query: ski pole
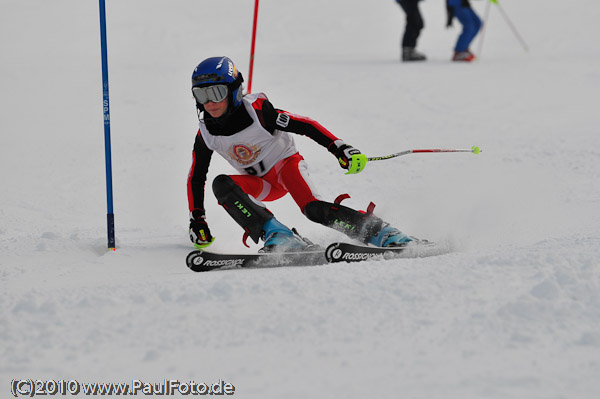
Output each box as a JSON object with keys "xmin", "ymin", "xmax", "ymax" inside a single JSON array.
[
  {"xmin": 368, "ymin": 145, "xmax": 481, "ymax": 162},
  {"xmin": 346, "ymin": 146, "xmax": 481, "ymax": 174},
  {"xmin": 476, "ymin": 0, "xmax": 493, "ymax": 58},
  {"xmin": 492, "ymin": 0, "xmax": 529, "ymax": 52}
]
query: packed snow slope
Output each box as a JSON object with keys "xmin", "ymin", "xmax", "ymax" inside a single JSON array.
[{"xmin": 2, "ymin": 1, "xmax": 600, "ymax": 398}]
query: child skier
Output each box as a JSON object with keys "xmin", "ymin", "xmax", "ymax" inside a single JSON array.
[
  {"xmin": 187, "ymin": 56, "xmax": 413, "ymax": 252},
  {"xmin": 446, "ymin": 0, "xmax": 482, "ymax": 62}
]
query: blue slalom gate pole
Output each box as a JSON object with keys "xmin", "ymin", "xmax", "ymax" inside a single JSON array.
[{"xmin": 99, "ymin": 0, "xmax": 116, "ymax": 250}]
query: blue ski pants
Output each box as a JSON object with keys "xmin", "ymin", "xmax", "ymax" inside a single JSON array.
[{"xmin": 448, "ymin": 0, "xmax": 482, "ymax": 52}]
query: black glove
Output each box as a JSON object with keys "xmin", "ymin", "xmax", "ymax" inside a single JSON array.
[
  {"xmin": 328, "ymin": 140, "xmax": 362, "ymax": 170},
  {"xmin": 189, "ymin": 209, "xmax": 214, "ymax": 248}
]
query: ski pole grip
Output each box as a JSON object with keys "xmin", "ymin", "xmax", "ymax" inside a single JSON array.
[{"xmin": 345, "ymin": 154, "xmax": 368, "ymax": 175}]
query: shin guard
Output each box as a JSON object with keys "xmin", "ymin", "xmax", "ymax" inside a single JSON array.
[{"xmin": 303, "ymin": 199, "xmax": 383, "ymax": 244}]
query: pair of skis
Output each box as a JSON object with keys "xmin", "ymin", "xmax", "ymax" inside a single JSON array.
[{"xmin": 186, "ymin": 240, "xmax": 445, "ymax": 272}]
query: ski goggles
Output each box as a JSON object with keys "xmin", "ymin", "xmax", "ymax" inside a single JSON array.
[{"xmin": 192, "ymin": 85, "xmax": 228, "ymax": 104}]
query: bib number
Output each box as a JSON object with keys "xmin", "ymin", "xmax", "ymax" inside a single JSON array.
[{"xmin": 244, "ymin": 161, "xmax": 266, "ymax": 176}]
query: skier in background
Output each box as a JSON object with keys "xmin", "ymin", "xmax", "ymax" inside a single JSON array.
[
  {"xmin": 187, "ymin": 56, "xmax": 413, "ymax": 252},
  {"xmin": 396, "ymin": 0, "xmax": 427, "ymax": 62},
  {"xmin": 446, "ymin": 0, "xmax": 482, "ymax": 62}
]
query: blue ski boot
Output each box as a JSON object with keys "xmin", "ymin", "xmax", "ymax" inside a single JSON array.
[
  {"xmin": 259, "ymin": 218, "xmax": 310, "ymax": 253},
  {"xmin": 369, "ymin": 224, "xmax": 413, "ymax": 247}
]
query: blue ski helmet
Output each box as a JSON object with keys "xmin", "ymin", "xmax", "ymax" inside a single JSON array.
[{"xmin": 191, "ymin": 56, "xmax": 244, "ymax": 110}]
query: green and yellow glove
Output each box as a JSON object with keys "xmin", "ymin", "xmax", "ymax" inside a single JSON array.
[{"xmin": 328, "ymin": 140, "xmax": 368, "ymax": 175}]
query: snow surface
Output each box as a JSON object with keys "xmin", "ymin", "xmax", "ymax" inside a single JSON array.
[{"xmin": 2, "ymin": 0, "xmax": 600, "ymax": 398}]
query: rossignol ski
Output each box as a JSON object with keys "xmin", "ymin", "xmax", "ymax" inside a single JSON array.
[
  {"xmin": 324, "ymin": 240, "xmax": 445, "ymax": 263},
  {"xmin": 186, "ymin": 248, "xmax": 327, "ymax": 272}
]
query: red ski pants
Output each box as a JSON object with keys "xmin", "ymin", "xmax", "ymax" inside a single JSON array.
[{"xmin": 229, "ymin": 153, "xmax": 320, "ymax": 213}]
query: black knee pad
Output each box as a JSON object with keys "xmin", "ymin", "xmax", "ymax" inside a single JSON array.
[
  {"xmin": 212, "ymin": 175, "xmax": 273, "ymax": 243},
  {"xmin": 212, "ymin": 174, "xmax": 236, "ymax": 201}
]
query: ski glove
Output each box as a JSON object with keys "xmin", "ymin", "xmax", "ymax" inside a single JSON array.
[
  {"xmin": 189, "ymin": 209, "xmax": 214, "ymax": 248},
  {"xmin": 328, "ymin": 140, "xmax": 368, "ymax": 175}
]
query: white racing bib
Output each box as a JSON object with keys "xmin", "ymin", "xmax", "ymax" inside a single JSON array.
[{"xmin": 199, "ymin": 94, "xmax": 297, "ymax": 176}]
